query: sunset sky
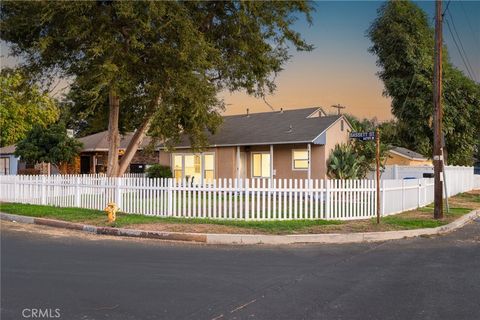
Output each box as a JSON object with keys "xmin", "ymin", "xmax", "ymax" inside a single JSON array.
[
  {"xmin": 1, "ymin": 1, "xmax": 479, "ymax": 122},
  {"xmin": 221, "ymin": 1, "xmax": 480, "ymax": 121}
]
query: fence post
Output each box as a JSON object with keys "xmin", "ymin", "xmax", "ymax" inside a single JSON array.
[
  {"xmin": 168, "ymin": 178, "xmax": 173, "ymax": 216},
  {"xmin": 402, "ymin": 179, "xmax": 405, "ymax": 212},
  {"xmin": 325, "ymin": 179, "xmax": 330, "ymax": 219},
  {"xmin": 41, "ymin": 175, "xmax": 47, "ymax": 205},
  {"xmin": 417, "ymin": 179, "xmax": 421, "ymax": 209},
  {"xmin": 13, "ymin": 176, "xmax": 18, "ymax": 203},
  {"xmin": 75, "ymin": 176, "xmax": 81, "ymax": 207},
  {"xmin": 381, "ymin": 180, "xmax": 386, "ymax": 216},
  {"xmin": 115, "ymin": 177, "xmax": 122, "ymax": 208}
]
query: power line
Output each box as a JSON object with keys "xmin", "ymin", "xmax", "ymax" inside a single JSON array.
[
  {"xmin": 445, "ymin": 13, "xmax": 478, "ymax": 82},
  {"xmin": 442, "ymin": 0, "xmax": 452, "ymax": 17},
  {"xmin": 447, "ymin": 10, "xmax": 477, "ymax": 81},
  {"xmin": 459, "ymin": 1, "xmax": 480, "ymax": 51}
]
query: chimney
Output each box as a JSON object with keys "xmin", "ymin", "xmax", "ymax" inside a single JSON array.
[{"xmin": 246, "ymin": 108, "xmax": 250, "ymax": 117}]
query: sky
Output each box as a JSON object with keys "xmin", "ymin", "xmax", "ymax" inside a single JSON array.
[
  {"xmin": 221, "ymin": 0, "xmax": 480, "ymax": 121},
  {"xmin": 1, "ymin": 1, "xmax": 479, "ymax": 122}
]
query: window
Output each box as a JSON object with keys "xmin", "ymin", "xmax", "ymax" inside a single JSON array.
[
  {"xmin": 292, "ymin": 150, "xmax": 309, "ymax": 170},
  {"xmin": 252, "ymin": 153, "xmax": 270, "ymax": 178},
  {"xmin": 173, "ymin": 155, "xmax": 183, "ymax": 181},
  {"xmin": 0, "ymin": 157, "xmax": 10, "ymax": 175},
  {"xmin": 341, "ymin": 120, "xmax": 344, "ymax": 131},
  {"xmin": 204, "ymin": 154, "xmax": 215, "ymax": 183},
  {"xmin": 172, "ymin": 153, "xmax": 215, "ymax": 184}
]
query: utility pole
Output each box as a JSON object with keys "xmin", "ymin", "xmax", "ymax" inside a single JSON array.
[
  {"xmin": 331, "ymin": 104, "xmax": 346, "ymax": 115},
  {"xmin": 433, "ymin": 0, "xmax": 443, "ymax": 219}
]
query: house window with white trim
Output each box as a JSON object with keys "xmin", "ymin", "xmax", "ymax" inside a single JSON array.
[
  {"xmin": 252, "ymin": 153, "xmax": 270, "ymax": 178},
  {"xmin": 172, "ymin": 153, "xmax": 215, "ymax": 184},
  {"xmin": 292, "ymin": 150, "xmax": 309, "ymax": 170}
]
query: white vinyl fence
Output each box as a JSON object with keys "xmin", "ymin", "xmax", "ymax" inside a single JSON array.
[{"xmin": 0, "ymin": 169, "xmax": 476, "ymax": 221}]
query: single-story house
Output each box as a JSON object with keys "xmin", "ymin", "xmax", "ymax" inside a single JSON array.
[
  {"xmin": 1, "ymin": 131, "xmax": 159, "ymax": 175},
  {"xmin": 385, "ymin": 147, "xmax": 432, "ymax": 166},
  {"xmin": 0, "ymin": 145, "xmax": 56, "ymax": 175},
  {"xmin": 77, "ymin": 131, "xmax": 158, "ymax": 174},
  {"xmin": 158, "ymin": 107, "xmax": 352, "ymax": 184}
]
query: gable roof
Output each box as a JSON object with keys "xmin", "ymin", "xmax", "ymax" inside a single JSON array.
[
  {"xmin": 389, "ymin": 146, "xmax": 428, "ymax": 161},
  {"xmin": 162, "ymin": 107, "xmax": 349, "ymax": 148},
  {"xmin": 78, "ymin": 131, "xmax": 151, "ymax": 152}
]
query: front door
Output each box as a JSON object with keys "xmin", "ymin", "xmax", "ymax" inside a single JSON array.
[{"xmin": 80, "ymin": 156, "xmax": 91, "ymax": 174}]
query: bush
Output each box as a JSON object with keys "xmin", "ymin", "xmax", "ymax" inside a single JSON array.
[{"xmin": 146, "ymin": 164, "xmax": 172, "ymax": 179}]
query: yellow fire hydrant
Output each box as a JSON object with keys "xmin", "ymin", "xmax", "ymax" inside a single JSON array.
[{"xmin": 104, "ymin": 202, "xmax": 119, "ymax": 223}]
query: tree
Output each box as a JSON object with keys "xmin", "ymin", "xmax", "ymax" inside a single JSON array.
[
  {"xmin": 14, "ymin": 124, "xmax": 83, "ymax": 174},
  {"xmin": 344, "ymin": 114, "xmax": 390, "ymax": 177},
  {"xmin": 368, "ymin": 0, "xmax": 480, "ymax": 165},
  {"xmin": 1, "ymin": 1, "xmax": 314, "ymax": 176},
  {"xmin": 0, "ymin": 69, "xmax": 59, "ymax": 147},
  {"xmin": 327, "ymin": 143, "xmax": 365, "ymax": 179}
]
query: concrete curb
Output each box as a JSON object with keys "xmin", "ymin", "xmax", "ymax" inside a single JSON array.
[{"xmin": 1, "ymin": 210, "xmax": 479, "ymax": 245}]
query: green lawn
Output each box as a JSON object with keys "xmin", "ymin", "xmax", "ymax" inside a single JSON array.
[{"xmin": 0, "ymin": 202, "xmax": 343, "ymax": 232}]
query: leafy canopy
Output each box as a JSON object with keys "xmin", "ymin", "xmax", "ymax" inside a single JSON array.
[
  {"xmin": 0, "ymin": 69, "xmax": 59, "ymax": 147},
  {"xmin": 1, "ymin": 0, "xmax": 314, "ymax": 148},
  {"xmin": 14, "ymin": 124, "xmax": 83, "ymax": 168},
  {"xmin": 368, "ymin": 0, "xmax": 480, "ymax": 165}
]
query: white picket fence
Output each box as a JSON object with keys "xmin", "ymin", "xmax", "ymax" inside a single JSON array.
[{"xmin": 0, "ymin": 172, "xmax": 476, "ymax": 221}]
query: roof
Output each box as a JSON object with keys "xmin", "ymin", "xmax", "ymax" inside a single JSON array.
[
  {"xmin": 162, "ymin": 107, "xmax": 348, "ymax": 148},
  {"xmin": 389, "ymin": 146, "xmax": 428, "ymax": 161},
  {"xmin": 0, "ymin": 145, "xmax": 16, "ymax": 155},
  {"xmin": 78, "ymin": 131, "xmax": 151, "ymax": 152}
]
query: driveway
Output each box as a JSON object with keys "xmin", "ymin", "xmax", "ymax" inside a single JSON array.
[{"xmin": 1, "ymin": 219, "xmax": 479, "ymax": 320}]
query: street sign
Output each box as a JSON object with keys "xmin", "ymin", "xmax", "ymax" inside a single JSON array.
[{"xmin": 349, "ymin": 131, "xmax": 376, "ymax": 141}]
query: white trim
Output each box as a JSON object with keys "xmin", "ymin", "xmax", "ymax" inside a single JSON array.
[
  {"xmin": 291, "ymin": 149, "xmax": 309, "ymax": 171},
  {"xmin": 311, "ymin": 115, "xmax": 353, "ymax": 145}
]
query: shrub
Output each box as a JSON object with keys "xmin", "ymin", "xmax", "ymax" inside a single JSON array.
[
  {"xmin": 327, "ymin": 143, "xmax": 365, "ymax": 179},
  {"xmin": 146, "ymin": 164, "xmax": 172, "ymax": 179}
]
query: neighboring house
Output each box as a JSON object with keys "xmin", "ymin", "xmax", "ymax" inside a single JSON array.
[
  {"xmin": 385, "ymin": 147, "xmax": 432, "ymax": 166},
  {"xmin": 158, "ymin": 107, "xmax": 352, "ymax": 184},
  {"xmin": 1, "ymin": 131, "xmax": 158, "ymax": 175},
  {"xmin": 0, "ymin": 145, "xmax": 19, "ymax": 175},
  {"xmin": 78, "ymin": 131, "xmax": 158, "ymax": 174}
]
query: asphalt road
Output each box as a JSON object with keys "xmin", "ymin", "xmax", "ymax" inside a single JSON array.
[{"xmin": 1, "ymin": 219, "xmax": 480, "ymax": 320}]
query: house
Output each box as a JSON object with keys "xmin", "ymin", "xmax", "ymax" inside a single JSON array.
[
  {"xmin": 77, "ymin": 131, "xmax": 158, "ymax": 174},
  {"xmin": 0, "ymin": 145, "xmax": 19, "ymax": 175},
  {"xmin": 385, "ymin": 147, "xmax": 432, "ymax": 166},
  {"xmin": 158, "ymin": 107, "xmax": 352, "ymax": 184},
  {"xmin": 0, "ymin": 131, "xmax": 159, "ymax": 175}
]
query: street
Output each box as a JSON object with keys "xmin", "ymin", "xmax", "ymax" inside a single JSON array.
[{"xmin": 1, "ymin": 220, "xmax": 480, "ymax": 320}]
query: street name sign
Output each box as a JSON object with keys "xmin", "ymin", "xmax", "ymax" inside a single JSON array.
[{"xmin": 349, "ymin": 131, "xmax": 376, "ymax": 141}]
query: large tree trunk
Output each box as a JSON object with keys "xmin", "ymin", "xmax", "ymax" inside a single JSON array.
[
  {"xmin": 117, "ymin": 94, "xmax": 162, "ymax": 176},
  {"xmin": 106, "ymin": 89, "xmax": 120, "ymax": 177},
  {"xmin": 117, "ymin": 116, "xmax": 153, "ymax": 176}
]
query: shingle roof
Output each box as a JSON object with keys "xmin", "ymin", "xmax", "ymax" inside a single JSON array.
[
  {"xmin": 390, "ymin": 146, "xmax": 428, "ymax": 160},
  {"xmin": 78, "ymin": 131, "xmax": 151, "ymax": 151},
  {"xmin": 0, "ymin": 145, "xmax": 16, "ymax": 155},
  {"xmin": 162, "ymin": 107, "xmax": 345, "ymax": 148}
]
